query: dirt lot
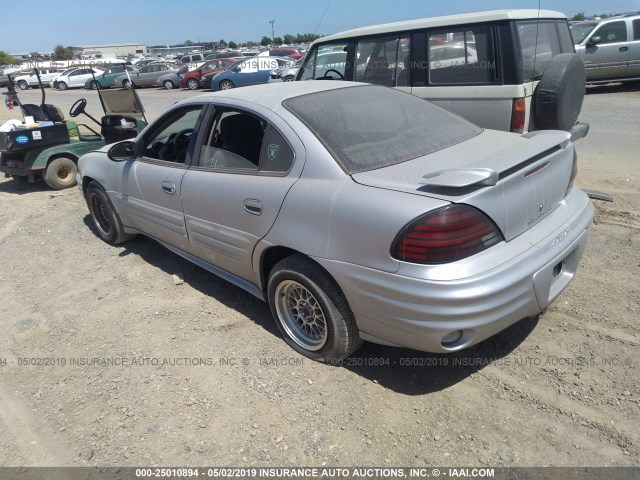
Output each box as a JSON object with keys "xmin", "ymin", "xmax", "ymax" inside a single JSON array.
[{"xmin": 0, "ymin": 84, "xmax": 638, "ymax": 468}]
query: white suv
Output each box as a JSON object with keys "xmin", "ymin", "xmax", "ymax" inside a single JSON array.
[
  {"xmin": 298, "ymin": 9, "xmax": 589, "ymax": 140},
  {"xmin": 12, "ymin": 69, "xmax": 66, "ymax": 89}
]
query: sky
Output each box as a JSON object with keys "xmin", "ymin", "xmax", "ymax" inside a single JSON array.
[{"xmin": 2, "ymin": 0, "xmax": 639, "ymax": 53}]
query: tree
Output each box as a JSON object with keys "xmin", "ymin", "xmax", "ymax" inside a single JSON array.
[
  {"xmin": 260, "ymin": 36, "xmax": 271, "ymax": 47},
  {"xmin": 274, "ymin": 37, "xmax": 283, "ymax": 46},
  {"xmin": 571, "ymin": 12, "xmax": 585, "ymax": 21},
  {"xmin": 184, "ymin": 40, "xmax": 194, "ymax": 46},
  {"xmin": 228, "ymin": 41, "xmax": 238, "ymax": 49},
  {"xmin": 0, "ymin": 51, "xmax": 19, "ymax": 65},
  {"xmin": 218, "ymin": 39, "xmax": 227, "ymax": 49},
  {"xmin": 283, "ymin": 34, "xmax": 294, "ymax": 44},
  {"xmin": 53, "ymin": 44, "xmax": 72, "ymax": 60}
]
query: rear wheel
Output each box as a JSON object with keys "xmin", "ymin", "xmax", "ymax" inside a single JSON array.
[
  {"xmin": 43, "ymin": 157, "xmax": 77, "ymax": 190},
  {"xmin": 163, "ymin": 79, "xmax": 175, "ymax": 89},
  {"xmin": 57, "ymin": 81, "xmax": 68, "ymax": 91},
  {"xmin": 90, "ymin": 80, "xmax": 101, "ymax": 89},
  {"xmin": 283, "ymin": 76, "xmax": 295, "ymax": 82},
  {"xmin": 186, "ymin": 78, "xmax": 199, "ymax": 90},
  {"xmin": 85, "ymin": 181, "xmax": 134, "ymax": 245},
  {"xmin": 219, "ymin": 80, "xmax": 234, "ymax": 90},
  {"xmin": 123, "ymin": 79, "xmax": 132, "ymax": 89},
  {"xmin": 267, "ymin": 254, "xmax": 361, "ymax": 362},
  {"xmin": 17, "ymin": 80, "xmax": 29, "ymax": 90}
]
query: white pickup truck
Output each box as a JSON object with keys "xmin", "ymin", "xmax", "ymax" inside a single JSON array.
[{"xmin": 12, "ymin": 69, "xmax": 66, "ymax": 89}]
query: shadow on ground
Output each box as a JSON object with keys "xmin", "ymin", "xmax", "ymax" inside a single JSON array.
[{"xmin": 83, "ymin": 216, "xmax": 538, "ymax": 395}]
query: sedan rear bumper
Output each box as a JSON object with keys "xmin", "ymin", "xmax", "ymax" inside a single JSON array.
[{"xmin": 315, "ymin": 189, "xmax": 594, "ymax": 353}]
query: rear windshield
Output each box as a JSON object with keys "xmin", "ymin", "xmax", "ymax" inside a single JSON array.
[
  {"xmin": 517, "ymin": 20, "xmax": 575, "ymax": 81},
  {"xmin": 283, "ymin": 85, "xmax": 481, "ymax": 174}
]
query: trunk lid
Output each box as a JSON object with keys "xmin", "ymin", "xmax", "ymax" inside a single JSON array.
[{"xmin": 352, "ymin": 129, "xmax": 574, "ymax": 241}]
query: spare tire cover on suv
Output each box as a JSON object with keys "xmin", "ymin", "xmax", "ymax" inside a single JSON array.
[{"xmin": 534, "ymin": 53, "xmax": 586, "ymax": 131}]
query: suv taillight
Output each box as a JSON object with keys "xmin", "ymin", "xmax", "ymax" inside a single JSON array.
[
  {"xmin": 566, "ymin": 147, "xmax": 578, "ymax": 195},
  {"xmin": 391, "ymin": 205, "xmax": 503, "ymax": 265},
  {"xmin": 511, "ymin": 98, "xmax": 526, "ymax": 133}
]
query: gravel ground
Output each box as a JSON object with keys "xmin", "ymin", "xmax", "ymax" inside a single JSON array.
[{"xmin": 0, "ymin": 83, "xmax": 638, "ymax": 467}]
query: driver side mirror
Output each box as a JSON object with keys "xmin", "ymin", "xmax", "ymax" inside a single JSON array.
[
  {"xmin": 233, "ymin": 67, "xmax": 241, "ymax": 73},
  {"xmin": 108, "ymin": 141, "xmax": 136, "ymax": 162},
  {"xmin": 587, "ymin": 36, "xmax": 601, "ymax": 46}
]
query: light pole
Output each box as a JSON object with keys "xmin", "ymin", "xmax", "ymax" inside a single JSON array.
[{"xmin": 269, "ymin": 19, "xmax": 275, "ymax": 46}]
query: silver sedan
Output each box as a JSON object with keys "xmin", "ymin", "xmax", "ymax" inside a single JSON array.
[{"xmin": 76, "ymin": 82, "xmax": 594, "ymax": 362}]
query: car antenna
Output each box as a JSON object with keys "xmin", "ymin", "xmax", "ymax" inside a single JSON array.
[
  {"xmin": 90, "ymin": 70, "xmax": 108, "ymax": 116},
  {"xmin": 531, "ymin": 0, "xmax": 542, "ymax": 89}
]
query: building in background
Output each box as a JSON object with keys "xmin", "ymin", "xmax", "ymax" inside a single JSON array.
[{"xmin": 68, "ymin": 43, "xmax": 147, "ymax": 59}]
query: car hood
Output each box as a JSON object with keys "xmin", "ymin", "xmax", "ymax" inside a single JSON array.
[{"xmin": 352, "ymin": 129, "xmax": 575, "ymax": 242}]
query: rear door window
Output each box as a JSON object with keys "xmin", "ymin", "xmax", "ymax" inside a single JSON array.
[
  {"xmin": 355, "ymin": 35, "xmax": 410, "ymax": 87},
  {"xmin": 428, "ymin": 25, "xmax": 496, "ymax": 84},
  {"xmin": 634, "ymin": 19, "xmax": 640, "ymax": 40}
]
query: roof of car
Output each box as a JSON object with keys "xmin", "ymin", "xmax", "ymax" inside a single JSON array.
[
  {"xmin": 316, "ymin": 9, "xmax": 567, "ymax": 42},
  {"xmin": 187, "ymin": 81, "xmax": 362, "ymax": 110}
]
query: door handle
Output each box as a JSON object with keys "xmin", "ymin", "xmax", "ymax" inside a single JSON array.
[
  {"xmin": 619, "ymin": 46, "xmax": 629, "ymax": 52},
  {"xmin": 161, "ymin": 181, "xmax": 176, "ymax": 195},
  {"xmin": 243, "ymin": 199, "xmax": 263, "ymax": 215}
]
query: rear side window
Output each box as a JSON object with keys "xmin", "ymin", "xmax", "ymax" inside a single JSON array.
[
  {"xmin": 428, "ymin": 25, "xmax": 496, "ymax": 84},
  {"xmin": 517, "ymin": 20, "xmax": 569, "ymax": 80},
  {"xmin": 634, "ymin": 19, "xmax": 640, "ymax": 40},
  {"xmin": 283, "ymin": 85, "xmax": 481, "ymax": 174}
]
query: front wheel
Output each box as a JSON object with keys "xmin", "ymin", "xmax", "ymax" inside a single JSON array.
[
  {"xmin": 85, "ymin": 181, "xmax": 135, "ymax": 245},
  {"xmin": 90, "ymin": 80, "xmax": 101, "ymax": 90},
  {"xmin": 186, "ymin": 78, "xmax": 199, "ymax": 90},
  {"xmin": 57, "ymin": 81, "xmax": 68, "ymax": 91},
  {"xmin": 17, "ymin": 80, "xmax": 29, "ymax": 90},
  {"xmin": 267, "ymin": 255, "xmax": 361, "ymax": 362},
  {"xmin": 163, "ymin": 80, "xmax": 175, "ymax": 89},
  {"xmin": 43, "ymin": 157, "xmax": 77, "ymax": 190},
  {"xmin": 283, "ymin": 76, "xmax": 295, "ymax": 82},
  {"xmin": 123, "ymin": 79, "xmax": 132, "ymax": 89},
  {"xmin": 219, "ymin": 80, "xmax": 234, "ymax": 90}
]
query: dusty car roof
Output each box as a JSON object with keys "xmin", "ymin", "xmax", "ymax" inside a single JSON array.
[{"xmin": 187, "ymin": 81, "xmax": 363, "ymax": 110}]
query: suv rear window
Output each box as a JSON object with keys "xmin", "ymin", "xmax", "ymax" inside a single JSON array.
[
  {"xmin": 283, "ymin": 85, "xmax": 481, "ymax": 174},
  {"xmin": 517, "ymin": 20, "xmax": 574, "ymax": 81}
]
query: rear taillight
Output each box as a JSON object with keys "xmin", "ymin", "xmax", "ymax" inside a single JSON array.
[
  {"xmin": 511, "ymin": 98, "xmax": 526, "ymax": 133},
  {"xmin": 391, "ymin": 205, "xmax": 503, "ymax": 265}
]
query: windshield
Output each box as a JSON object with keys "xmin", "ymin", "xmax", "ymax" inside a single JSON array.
[
  {"xmin": 570, "ymin": 22, "xmax": 598, "ymax": 44},
  {"xmin": 283, "ymin": 85, "xmax": 481, "ymax": 174}
]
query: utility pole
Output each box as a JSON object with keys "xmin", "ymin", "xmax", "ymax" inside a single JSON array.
[{"xmin": 269, "ymin": 19, "xmax": 275, "ymax": 46}]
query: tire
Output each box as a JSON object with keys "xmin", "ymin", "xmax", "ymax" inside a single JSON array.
[
  {"xmin": 163, "ymin": 80, "xmax": 175, "ymax": 89},
  {"xmin": 186, "ymin": 78, "xmax": 199, "ymax": 90},
  {"xmin": 17, "ymin": 80, "xmax": 29, "ymax": 90},
  {"xmin": 219, "ymin": 80, "xmax": 234, "ymax": 90},
  {"xmin": 283, "ymin": 76, "xmax": 295, "ymax": 82},
  {"xmin": 267, "ymin": 254, "xmax": 361, "ymax": 362},
  {"xmin": 90, "ymin": 80, "xmax": 100, "ymax": 90},
  {"xmin": 43, "ymin": 157, "xmax": 77, "ymax": 190},
  {"xmin": 123, "ymin": 79, "xmax": 132, "ymax": 89},
  {"xmin": 534, "ymin": 53, "xmax": 586, "ymax": 131},
  {"xmin": 85, "ymin": 181, "xmax": 134, "ymax": 245},
  {"xmin": 57, "ymin": 81, "xmax": 68, "ymax": 91}
]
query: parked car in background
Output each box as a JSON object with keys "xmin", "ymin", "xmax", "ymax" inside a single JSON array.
[
  {"xmin": 0, "ymin": 70, "xmax": 9, "ymax": 88},
  {"xmin": 269, "ymin": 59, "xmax": 302, "ymax": 82},
  {"xmin": 114, "ymin": 63, "xmax": 178, "ymax": 89},
  {"xmin": 76, "ymin": 82, "xmax": 593, "ymax": 362},
  {"xmin": 84, "ymin": 65, "xmax": 138, "ymax": 89},
  {"xmin": 52, "ymin": 67, "xmax": 106, "ymax": 90},
  {"xmin": 210, "ymin": 57, "xmax": 293, "ymax": 90},
  {"xmin": 157, "ymin": 65, "xmax": 189, "ymax": 89},
  {"xmin": 258, "ymin": 48, "xmax": 305, "ymax": 59},
  {"xmin": 180, "ymin": 58, "xmax": 237, "ymax": 89},
  {"xmin": 12, "ymin": 69, "xmax": 66, "ymax": 89},
  {"xmin": 180, "ymin": 53, "xmax": 205, "ymax": 64},
  {"xmin": 571, "ymin": 13, "xmax": 640, "ymax": 83},
  {"xmin": 297, "ymin": 9, "xmax": 589, "ymax": 140}
]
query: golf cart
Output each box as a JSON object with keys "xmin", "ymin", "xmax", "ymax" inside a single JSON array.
[{"xmin": 0, "ymin": 69, "xmax": 146, "ymax": 189}]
